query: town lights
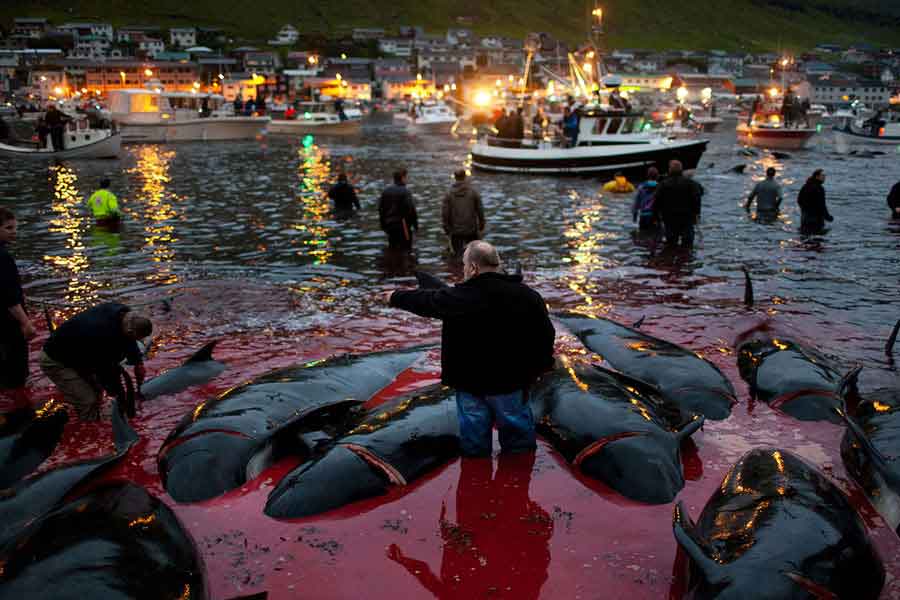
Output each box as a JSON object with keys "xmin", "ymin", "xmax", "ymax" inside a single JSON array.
[
  {"xmin": 218, "ymin": 73, "xmax": 224, "ymax": 80},
  {"xmin": 193, "ymin": 81, "xmax": 201, "ymax": 89},
  {"xmin": 583, "ymin": 63, "xmax": 593, "ymax": 73},
  {"xmin": 53, "ymin": 86, "xmax": 64, "ymax": 95},
  {"xmin": 592, "ymin": 7, "xmax": 603, "ymax": 20},
  {"xmin": 474, "ymin": 90, "xmax": 491, "ymax": 107},
  {"xmin": 307, "ymin": 55, "xmax": 318, "ymax": 65},
  {"xmin": 769, "ymin": 87, "xmax": 779, "ymax": 98},
  {"xmin": 144, "ymin": 68, "xmax": 153, "ymax": 77},
  {"xmin": 676, "ymin": 86, "xmax": 688, "ymax": 103}
]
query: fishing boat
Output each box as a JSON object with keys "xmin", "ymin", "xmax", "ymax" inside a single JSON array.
[
  {"xmin": 737, "ymin": 118, "xmax": 817, "ymax": 150},
  {"xmin": 470, "ymin": 106, "xmax": 708, "ymax": 176},
  {"xmin": 0, "ymin": 119, "xmax": 121, "ymax": 159},
  {"xmin": 109, "ymin": 89, "xmax": 270, "ymax": 143},
  {"xmin": 396, "ymin": 101, "xmax": 458, "ymax": 134},
  {"xmin": 267, "ymin": 102, "xmax": 362, "ymax": 135},
  {"xmin": 834, "ymin": 110, "xmax": 900, "ymax": 145}
]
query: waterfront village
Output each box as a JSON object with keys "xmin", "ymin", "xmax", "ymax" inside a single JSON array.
[{"xmin": 2, "ymin": 16, "xmax": 899, "ymax": 114}]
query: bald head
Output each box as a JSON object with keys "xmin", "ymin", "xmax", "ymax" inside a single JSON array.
[{"xmin": 463, "ymin": 240, "xmax": 500, "ymax": 280}]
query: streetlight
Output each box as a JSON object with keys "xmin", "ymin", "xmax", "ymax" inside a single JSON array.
[
  {"xmin": 120, "ymin": 71, "xmax": 126, "ymax": 86},
  {"xmin": 144, "ymin": 68, "xmax": 153, "ymax": 77}
]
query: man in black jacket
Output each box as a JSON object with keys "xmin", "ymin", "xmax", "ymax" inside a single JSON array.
[
  {"xmin": 378, "ymin": 168, "xmax": 418, "ymax": 250},
  {"xmin": 40, "ymin": 303, "xmax": 151, "ymax": 421},
  {"xmin": 327, "ymin": 173, "xmax": 361, "ymax": 213},
  {"xmin": 385, "ymin": 241, "xmax": 555, "ymax": 456},
  {"xmin": 652, "ymin": 160, "xmax": 701, "ymax": 247},
  {"xmin": 0, "ymin": 208, "xmax": 36, "ymax": 389}
]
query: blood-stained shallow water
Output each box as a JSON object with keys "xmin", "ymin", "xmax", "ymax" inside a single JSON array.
[{"xmin": 1, "ymin": 125, "xmax": 899, "ymax": 599}]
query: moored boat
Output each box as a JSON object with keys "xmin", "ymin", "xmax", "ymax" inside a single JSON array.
[
  {"xmin": 109, "ymin": 89, "xmax": 269, "ymax": 143},
  {"xmin": 834, "ymin": 110, "xmax": 900, "ymax": 145},
  {"xmin": 0, "ymin": 120, "xmax": 121, "ymax": 160},
  {"xmin": 471, "ymin": 106, "xmax": 708, "ymax": 176},
  {"xmin": 396, "ymin": 101, "xmax": 458, "ymax": 134},
  {"xmin": 267, "ymin": 102, "xmax": 362, "ymax": 135}
]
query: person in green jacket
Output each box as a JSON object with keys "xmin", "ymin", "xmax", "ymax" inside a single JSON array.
[{"xmin": 87, "ymin": 178, "xmax": 120, "ymax": 224}]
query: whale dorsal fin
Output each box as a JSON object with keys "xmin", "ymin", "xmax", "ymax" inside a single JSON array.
[
  {"xmin": 187, "ymin": 341, "xmax": 218, "ymax": 364},
  {"xmin": 742, "ymin": 266, "xmax": 754, "ymax": 307},
  {"xmin": 886, "ymin": 319, "xmax": 900, "ymax": 357}
]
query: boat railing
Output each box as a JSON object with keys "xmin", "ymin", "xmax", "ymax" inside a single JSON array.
[{"xmin": 485, "ymin": 135, "xmax": 568, "ymax": 149}]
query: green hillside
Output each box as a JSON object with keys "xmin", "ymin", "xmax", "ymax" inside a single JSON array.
[{"xmin": 3, "ymin": 0, "xmax": 900, "ymax": 51}]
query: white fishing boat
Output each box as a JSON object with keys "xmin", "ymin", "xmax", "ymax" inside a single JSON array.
[
  {"xmin": 267, "ymin": 102, "xmax": 362, "ymax": 135},
  {"xmin": 396, "ymin": 101, "xmax": 458, "ymax": 134},
  {"xmin": 737, "ymin": 119, "xmax": 817, "ymax": 150},
  {"xmin": 834, "ymin": 109, "xmax": 900, "ymax": 145},
  {"xmin": 470, "ymin": 106, "xmax": 708, "ymax": 176},
  {"xmin": 0, "ymin": 119, "xmax": 121, "ymax": 159},
  {"xmin": 109, "ymin": 89, "xmax": 270, "ymax": 143}
]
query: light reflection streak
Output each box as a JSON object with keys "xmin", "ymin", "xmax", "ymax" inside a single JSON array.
[
  {"xmin": 127, "ymin": 146, "xmax": 180, "ymax": 284},
  {"xmin": 293, "ymin": 141, "xmax": 333, "ymax": 265},
  {"xmin": 44, "ymin": 165, "xmax": 102, "ymax": 305},
  {"xmin": 562, "ymin": 191, "xmax": 611, "ymax": 313}
]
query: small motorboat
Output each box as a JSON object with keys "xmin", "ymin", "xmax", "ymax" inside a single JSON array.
[
  {"xmin": 834, "ymin": 109, "xmax": 900, "ymax": 146},
  {"xmin": 396, "ymin": 101, "xmax": 458, "ymax": 134},
  {"xmin": 0, "ymin": 119, "xmax": 121, "ymax": 159},
  {"xmin": 267, "ymin": 102, "xmax": 361, "ymax": 135},
  {"xmin": 737, "ymin": 114, "xmax": 816, "ymax": 150}
]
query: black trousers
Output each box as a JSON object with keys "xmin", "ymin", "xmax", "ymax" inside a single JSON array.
[
  {"xmin": 663, "ymin": 222, "xmax": 695, "ymax": 247},
  {"xmin": 0, "ymin": 327, "xmax": 28, "ymax": 389},
  {"xmin": 386, "ymin": 226, "xmax": 413, "ymax": 250},
  {"xmin": 50, "ymin": 126, "xmax": 64, "ymax": 151},
  {"xmin": 449, "ymin": 233, "xmax": 479, "ymax": 256}
]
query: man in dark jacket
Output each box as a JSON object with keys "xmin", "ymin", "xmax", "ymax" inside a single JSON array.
[
  {"xmin": 327, "ymin": 173, "xmax": 361, "ymax": 213},
  {"xmin": 798, "ymin": 169, "xmax": 833, "ymax": 235},
  {"xmin": 40, "ymin": 303, "xmax": 151, "ymax": 421},
  {"xmin": 652, "ymin": 160, "xmax": 701, "ymax": 247},
  {"xmin": 888, "ymin": 181, "xmax": 900, "ymax": 219},
  {"xmin": 44, "ymin": 104, "xmax": 68, "ymax": 151},
  {"xmin": 385, "ymin": 241, "xmax": 555, "ymax": 456},
  {"xmin": 442, "ymin": 170, "xmax": 485, "ymax": 255},
  {"xmin": 378, "ymin": 168, "xmax": 418, "ymax": 250},
  {"xmin": 0, "ymin": 208, "xmax": 36, "ymax": 389}
]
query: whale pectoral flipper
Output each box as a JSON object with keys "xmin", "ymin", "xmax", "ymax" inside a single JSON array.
[
  {"xmin": 675, "ymin": 416, "xmax": 704, "ymax": 442},
  {"xmin": 673, "ymin": 501, "xmax": 730, "ymax": 586}
]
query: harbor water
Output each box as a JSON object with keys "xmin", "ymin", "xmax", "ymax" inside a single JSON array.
[{"xmin": 2, "ymin": 126, "xmax": 900, "ymax": 599}]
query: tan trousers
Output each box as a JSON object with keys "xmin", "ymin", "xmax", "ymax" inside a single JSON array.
[{"xmin": 39, "ymin": 351, "xmax": 102, "ymax": 421}]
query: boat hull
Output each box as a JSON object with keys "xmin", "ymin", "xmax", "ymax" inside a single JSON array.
[
  {"xmin": 834, "ymin": 129, "xmax": 900, "ymax": 146},
  {"xmin": 0, "ymin": 133, "xmax": 122, "ymax": 160},
  {"xmin": 407, "ymin": 120, "xmax": 457, "ymax": 134},
  {"xmin": 267, "ymin": 119, "xmax": 361, "ymax": 136},
  {"xmin": 118, "ymin": 117, "xmax": 269, "ymax": 143},
  {"xmin": 470, "ymin": 139, "xmax": 709, "ymax": 177},
  {"xmin": 737, "ymin": 125, "xmax": 816, "ymax": 150}
]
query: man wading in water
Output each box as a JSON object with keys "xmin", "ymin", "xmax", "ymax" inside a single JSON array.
[{"xmin": 384, "ymin": 240, "xmax": 555, "ymax": 456}]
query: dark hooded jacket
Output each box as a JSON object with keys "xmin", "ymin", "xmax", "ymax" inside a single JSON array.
[
  {"xmin": 442, "ymin": 181, "xmax": 485, "ymax": 236},
  {"xmin": 888, "ymin": 181, "xmax": 900, "ymax": 216},
  {"xmin": 327, "ymin": 181, "xmax": 360, "ymax": 212},
  {"xmin": 390, "ymin": 272, "xmax": 555, "ymax": 395}
]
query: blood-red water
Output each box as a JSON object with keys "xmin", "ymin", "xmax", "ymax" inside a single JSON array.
[{"xmin": 5, "ymin": 283, "xmax": 900, "ymax": 600}]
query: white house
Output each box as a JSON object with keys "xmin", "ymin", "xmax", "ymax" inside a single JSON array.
[
  {"xmin": 138, "ymin": 37, "xmax": 165, "ymax": 58},
  {"xmin": 169, "ymin": 27, "xmax": 197, "ymax": 48},
  {"xmin": 810, "ymin": 76, "xmax": 891, "ymax": 107},
  {"xmin": 269, "ymin": 24, "xmax": 299, "ymax": 46},
  {"xmin": 68, "ymin": 36, "xmax": 112, "ymax": 60},
  {"xmin": 58, "ymin": 22, "xmax": 114, "ymax": 41},
  {"xmin": 378, "ymin": 38, "xmax": 413, "ymax": 58}
]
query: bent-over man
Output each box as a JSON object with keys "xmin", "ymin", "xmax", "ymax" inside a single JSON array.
[
  {"xmin": 385, "ymin": 241, "xmax": 555, "ymax": 456},
  {"xmin": 40, "ymin": 303, "xmax": 151, "ymax": 421}
]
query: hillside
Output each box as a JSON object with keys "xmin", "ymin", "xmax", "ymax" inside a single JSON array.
[{"xmin": 3, "ymin": 0, "xmax": 900, "ymax": 51}]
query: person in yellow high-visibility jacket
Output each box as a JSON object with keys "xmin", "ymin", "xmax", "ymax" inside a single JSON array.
[
  {"xmin": 602, "ymin": 172, "xmax": 636, "ymax": 194},
  {"xmin": 87, "ymin": 178, "xmax": 120, "ymax": 223}
]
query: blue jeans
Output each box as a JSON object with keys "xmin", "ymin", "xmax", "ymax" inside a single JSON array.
[{"xmin": 456, "ymin": 390, "xmax": 536, "ymax": 457}]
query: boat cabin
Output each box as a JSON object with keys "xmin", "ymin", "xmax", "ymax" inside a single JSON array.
[
  {"xmin": 577, "ymin": 107, "xmax": 652, "ymax": 145},
  {"xmin": 109, "ymin": 90, "xmax": 228, "ymax": 124}
]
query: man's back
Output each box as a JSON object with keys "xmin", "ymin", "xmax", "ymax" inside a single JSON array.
[
  {"xmin": 751, "ymin": 178, "xmax": 782, "ymax": 213},
  {"xmin": 44, "ymin": 303, "xmax": 140, "ymax": 371},
  {"xmin": 390, "ymin": 273, "xmax": 555, "ymax": 396},
  {"xmin": 442, "ymin": 182, "xmax": 484, "ymax": 236},
  {"xmin": 654, "ymin": 175, "xmax": 700, "ymax": 224},
  {"xmin": 379, "ymin": 184, "xmax": 417, "ymax": 231},
  {"xmin": 328, "ymin": 182, "xmax": 359, "ymax": 212}
]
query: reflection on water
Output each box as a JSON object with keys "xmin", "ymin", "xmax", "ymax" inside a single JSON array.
[
  {"xmin": 563, "ymin": 189, "xmax": 612, "ymax": 314},
  {"xmin": 129, "ymin": 146, "xmax": 179, "ymax": 285},
  {"xmin": 43, "ymin": 164, "xmax": 101, "ymax": 304},
  {"xmin": 293, "ymin": 140, "xmax": 332, "ymax": 265}
]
